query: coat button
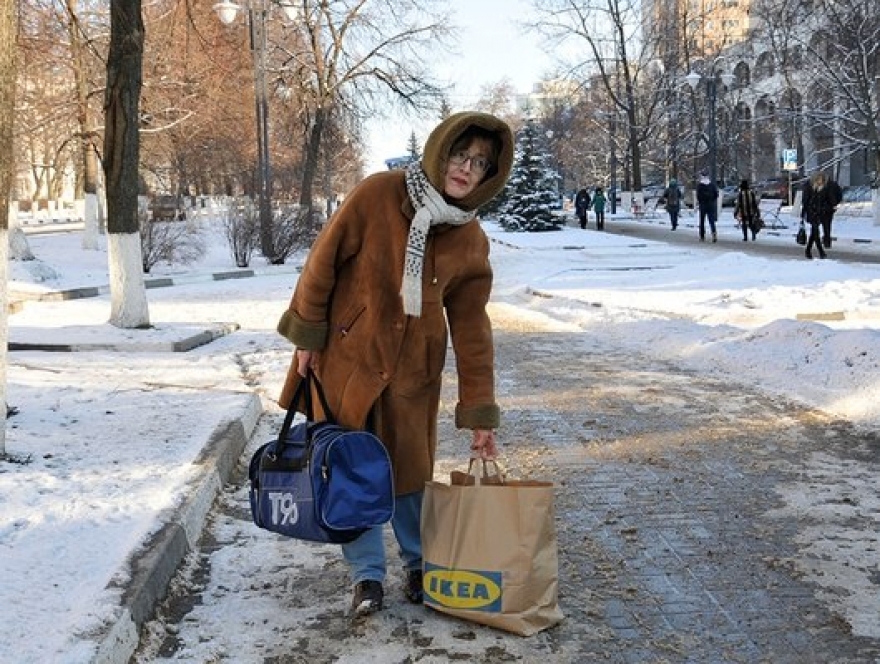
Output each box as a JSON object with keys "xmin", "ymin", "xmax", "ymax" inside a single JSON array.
[
  {"xmin": 393, "ymin": 321, "xmax": 403, "ymax": 331},
  {"xmin": 379, "ymin": 371, "xmax": 389, "ymax": 380}
]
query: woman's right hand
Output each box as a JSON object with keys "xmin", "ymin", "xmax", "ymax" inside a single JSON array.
[{"xmin": 296, "ymin": 349, "xmax": 315, "ymax": 377}]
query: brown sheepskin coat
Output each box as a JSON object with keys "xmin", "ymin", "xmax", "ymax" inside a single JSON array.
[{"xmin": 276, "ymin": 112, "xmax": 514, "ymax": 495}]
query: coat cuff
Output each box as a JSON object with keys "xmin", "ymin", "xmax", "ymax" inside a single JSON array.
[
  {"xmin": 276, "ymin": 310, "xmax": 328, "ymax": 349},
  {"xmin": 455, "ymin": 403, "xmax": 500, "ymax": 430}
]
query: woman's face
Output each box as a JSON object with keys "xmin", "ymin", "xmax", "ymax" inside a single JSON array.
[{"xmin": 443, "ymin": 137, "xmax": 493, "ymax": 201}]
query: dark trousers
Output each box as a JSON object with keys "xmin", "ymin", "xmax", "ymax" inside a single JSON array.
[
  {"xmin": 822, "ymin": 217, "xmax": 833, "ymax": 248},
  {"xmin": 667, "ymin": 207, "xmax": 679, "ymax": 229},
  {"xmin": 595, "ymin": 211, "xmax": 605, "ymax": 229},
  {"xmin": 806, "ymin": 222, "xmax": 826, "ymax": 257},
  {"xmin": 698, "ymin": 207, "xmax": 717, "ymax": 238}
]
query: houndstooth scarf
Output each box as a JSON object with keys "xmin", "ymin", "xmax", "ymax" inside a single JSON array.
[{"xmin": 401, "ymin": 162, "xmax": 474, "ymax": 317}]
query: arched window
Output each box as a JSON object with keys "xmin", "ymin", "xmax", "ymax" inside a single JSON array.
[
  {"xmin": 733, "ymin": 61, "xmax": 750, "ymax": 87},
  {"xmin": 754, "ymin": 51, "xmax": 775, "ymax": 80}
]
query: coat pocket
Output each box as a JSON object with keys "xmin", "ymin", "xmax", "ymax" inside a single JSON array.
[{"xmin": 331, "ymin": 304, "xmax": 366, "ymax": 339}]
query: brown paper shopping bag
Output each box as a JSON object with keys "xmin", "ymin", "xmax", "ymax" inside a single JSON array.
[{"xmin": 420, "ymin": 460, "xmax": 564, "ymax": 636}]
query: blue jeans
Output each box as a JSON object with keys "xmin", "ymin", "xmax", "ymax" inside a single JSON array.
[{"xmin": 342, "ymin": 490, "xmax": 423, "ymax": 585}]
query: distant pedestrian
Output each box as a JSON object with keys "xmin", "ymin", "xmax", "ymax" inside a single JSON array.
[
  {"xmin": 592, "ymin": 187, "xmax": 607, "ymax": 230},
  {"xmin": 734, "ymin": 179, "xmax": 761, "ymax": 241},
  {"xmin": 696, "ymin": 171, "xmax": 718, "ymax": 242},
  {"xmin": 575, "ymin": 187, "xmax": 591, "ymax": 229},
  {"xmin": 801, "ymin": 172, "xmax": 834, "ymax": 259},
  {"xmin": 824, "ymin": 178, "xmax": 843, "ymax": 248},
  {"xmin": 662, "ymin": 178, "xmax": 681, "ymax": 230}
]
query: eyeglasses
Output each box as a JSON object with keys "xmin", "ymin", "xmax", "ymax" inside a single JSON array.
[{"xmin": 448, "ymin": 150, "xmax": 492, "ymax": 175}]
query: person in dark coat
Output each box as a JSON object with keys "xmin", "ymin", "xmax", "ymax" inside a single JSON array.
[
  {"xmin": 662, "ymin": 178, "xmax": 681, "ymax": 230},
  {"xmin": 277, "ymin": 111, "xmax": 514, "ymax": 616},
  {"xmin": 574, "ymin": 187, "xmax": 591, "ymax": 229},
  {"xmin": 823, "ymin": 178, "xmax": 843, "ymax": 248},
  {"xmin": 734, "ymin": 179, "xmax": 761, "ymax": 241},
  {"xmin": 695, "ymin": 171, "xmax": 718, "ymax": 242},
  {"xmin": 801, "ymin": 172, "xmax": 834, "ymax": 259}
]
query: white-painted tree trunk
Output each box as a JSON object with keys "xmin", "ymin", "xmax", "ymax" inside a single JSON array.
[
  {"xmin": 108, "ymin": 232, "xmax": 150, "ymax": 328},
  {"xmin": 1, "ymin": 226, "xmax": 8, "ymax": 453},
  {"xmin": 82, "ymin": 192, "xmax": 100, "ymax": 250},
  {"xmin": 8, "ymin": 201, "xmax": 33, "ymax": 261}
]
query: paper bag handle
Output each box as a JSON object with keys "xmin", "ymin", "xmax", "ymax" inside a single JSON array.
[{"xmin": 467, "ymin": 458, "xmax": 506, "ymax": 486}]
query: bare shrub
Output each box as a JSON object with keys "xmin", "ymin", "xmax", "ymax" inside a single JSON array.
[
  {"xmin": 139, "ymin": 206, "xmax": 205, "ymax": 273},
  {"xmin": 222, "ymin": 198, "xmax": 260, "ymax": 268},
  {"xmin": 266, "ymin": 204, "xmax": 323, "ymax": 265}
]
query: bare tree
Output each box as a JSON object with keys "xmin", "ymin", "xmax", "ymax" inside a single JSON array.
[
  {"xmin": 276, "ymin": 0, "xmax": 453, "ymax": 246},
  {"xmin": 1, "ymin": 0, "xmax": 15, "ymax": 453},
  {"xmin": 64, "ymin": 0, "xmax": 105, "ymax": 249},
  {"xmin": 753, "ymin": 0, "xmax": 880, "ymax": 218},
  {"xmin": 530, "ymin": 0, "xmax": 665, "ymax": 193},
  {"xmin": 104, "ymin": 0, "xmax": 149, "ymax": 328}
]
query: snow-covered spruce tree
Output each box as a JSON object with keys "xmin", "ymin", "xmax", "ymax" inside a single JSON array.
[
  {"xmin": 497, "ymin": 120, "xmax": 562, "ymax": 232},
  {"xmin": 406, "ymin": 131, "xmax": 421, "ymax": 161}
]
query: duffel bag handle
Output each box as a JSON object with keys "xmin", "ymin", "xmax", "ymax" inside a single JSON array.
[{"xmin": 278, "ymin": 368, "xmax": 337, "ymax": 442}]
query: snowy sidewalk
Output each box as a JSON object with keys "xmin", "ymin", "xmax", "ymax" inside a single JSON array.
[
  {"xmin": 3, "ymin": 211, "xmax": 879, "ymax": 662},
  {"xmin": 3, "ymin": 319, "xmax": 263, "ymax": 663}
]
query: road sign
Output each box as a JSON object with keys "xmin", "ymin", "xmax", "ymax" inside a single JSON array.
[{"xmin": 782, "ymin": 149, "xmax": 798, "ymax": 171}]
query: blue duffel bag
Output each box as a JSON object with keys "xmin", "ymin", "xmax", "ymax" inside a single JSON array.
[{"xmin": 248, "ymin": 371, "xmax": 394, "ymax": 544}]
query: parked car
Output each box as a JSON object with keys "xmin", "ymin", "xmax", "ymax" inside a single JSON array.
[
  {"xmin": 755, "ymin": 178, "xmax": 788, "ymax": 200},
  {"xmin": 643, "ymin": 184, "xmax": 666, "ymax": 200},
  {"xmin": 720, "ymin": 185, "xmax": 738, "ymax": 207},
  {"xmin": 149, "ymin": 194, "xmax": 185, "ymax": 221}
]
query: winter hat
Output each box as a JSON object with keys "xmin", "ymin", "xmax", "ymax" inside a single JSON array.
[{"xmin": 420, "ymin": 111, "xmax": 515, "ymax": 211}]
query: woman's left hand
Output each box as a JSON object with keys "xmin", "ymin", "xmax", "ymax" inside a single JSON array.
[{"xmin": 471, "ymin": 429, "xmax": 498, "ymax": 460}]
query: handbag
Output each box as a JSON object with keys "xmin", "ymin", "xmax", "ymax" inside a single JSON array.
[
  {"xmin": 796, "ymin": 221, "xmax": 807, "ymax": 245},
  {"xmin": 248, "ymin": 370, "xmax": 394, "ymax": 544},
  {"xmin": 421, "ymin": 459, "xmax": 564, "ymax": 636}
]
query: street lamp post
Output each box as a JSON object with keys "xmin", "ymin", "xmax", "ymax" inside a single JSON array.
[
  {"xmin": 610, "ymin": 115, "xmax": 618, "ymax": 215},
  {"xmin": 214, "ymin": 0, "xmax": 297, "ymax": 261},
  {"xmin": 686, "ymin": 63, "xmax": 735, "ymax": 190}
]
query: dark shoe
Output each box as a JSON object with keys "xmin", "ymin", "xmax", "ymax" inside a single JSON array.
[
  {"xmin": 806, "ymin": 250, "xmax": 813, "ymax": 259},
  {"xmin": 819, "ymin": 252, "xmax": 827, "ymax": 259},
  {"xmin": 712, "ymin": 231, "xmax": 717, "ymax": 243},
  {"xmin": 743, "ymin": 237, "xmax": 748, "ymax": 241},
  {"xmin": 351, "ymin": 580, "xmax": 383, "ymax": 616},
  {"xmin": 404, "ymin": 569, "xmax": 423, "ymax": 604}
]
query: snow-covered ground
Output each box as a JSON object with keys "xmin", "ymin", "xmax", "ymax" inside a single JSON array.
[{"xmin": 2, "ymin": 206, "xmax": 879, "ymax": 661}]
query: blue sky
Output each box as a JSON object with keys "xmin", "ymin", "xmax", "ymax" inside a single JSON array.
[{"xmin": 365, "ymin": 0, "xmax": 552, "ymax": 172}]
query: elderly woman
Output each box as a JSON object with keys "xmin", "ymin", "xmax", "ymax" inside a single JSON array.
[{"xmin": 276, "ymin": 111, "xmax": 514, "ymax": 616}]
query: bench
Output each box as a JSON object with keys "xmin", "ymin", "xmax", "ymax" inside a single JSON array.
[{"xmin": 758, "ymin": 199, "xmax": 785, "ymax": 229}]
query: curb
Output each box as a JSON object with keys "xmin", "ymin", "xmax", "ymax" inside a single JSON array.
[
  {"xmin": 9, "ymin": 264, "xmax": 300, "ymax": 303},
  {"xmin": 8, "ymin": 322, "xmax": 240, "ymax": 353},
  {"xmin": 90, "ymin": 391, "xmax": 263, "ymax": 664}
]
